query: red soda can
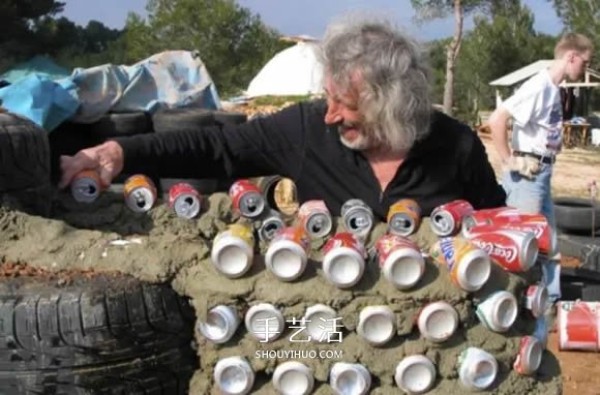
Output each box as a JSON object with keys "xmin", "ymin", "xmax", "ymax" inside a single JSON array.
[
  {"xmin": 168, "ymin": 182, "xmax": 202, "ymax": 219},
  {"xmin": 486, "ymin": 213, "xmax": 556, "ymax": 257},
  {"xmin": 375, "ymin": 234, "xmax": 424, "ymax": 289},
  {"xmin": 123, "ymin": 174, "xmax": 157, "ymax": 213},
  {"xmin": 322, "ymin": 232, "xmax": 366, "ymax": 288},
  {"xmin": 298, "ymin": 200, "xmax": 333, "ymax": 238},
  {"xmin": 71, "ymin": 169, "xmax": 103, "ymax": 203},
  {"xmin": 513, "ymin": 336, "xmax": 543, "ymax": 375},
  {"xmin": 229, "ymin": 179, "xmax": 266, "ymax": 219},
  {"xmin": 387, "ymin": 199, "xmax": 421, "ymax": 237},
  {"xmin": 558, "ymin": 300, "xmax": 600, "ymax": 351},
  {"xmin": 468, "ymin": 228, "xmax": 539, "ymax": 272},
  {"xmin": 462, "ymin": 207, "xmax": 519, "ymax": 231},
  {"xmin": 430, "ymin": 199, "xmax": 474, "ymax": 236}
]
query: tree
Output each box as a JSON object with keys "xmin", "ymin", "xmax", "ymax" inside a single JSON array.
[
  {"xmin": 123, "ymin": 0, "xmax": 289, "ymax": 96},
  {"xmin": 411, "ymin": 0, "xmax": 491, "ymax": 115}
]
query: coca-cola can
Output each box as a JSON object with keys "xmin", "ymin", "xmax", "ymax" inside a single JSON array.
[
  {"xmin": 168, "ymin": 182, "xmax": 202, "ymax": 219},
  {"xmin": 322, "ymin": 232, "xmax": 366, "ymax": 288},
  {"xmin": 298, "ymin": 200, "xmax": 333, "ymax": 238},
  {"xmin": 341, "ymin": 198, "xmax": 374, "ymax": 239},
  {"xmin": 430, "ymin": 199, "xmax": 474, "ymax": 236},
  {"xmin": 257, "ymin": 209, "xmax": 286, "ymax": 242},
  {"xmin": 229, "ymin": 179, "xmax": 266, "ymax": 219},
  {"xmin": 375, "ymin": 234, "xmax": 425, "ymax": 290},
  {"xmin": 123, "ymin": 174, "xmax": 157, "ymax": 213},
  {"xmin": 484, "ymin": 213, "xmax": 556, "ymax": 257},
  {"xmin": 558, "ymin": 300, "xmax": 600, "ymax": 351},
  {"xmin": 430, "ymin": 237, "xmax": 491, "ymax": 292},
  {"xmin": 462, "ymin": 206, "xmax": 520, "ymax": 232},
  {"xmin": 71, "ymin": 170, "xmax": 103, "ymax": 203},
  {"xmin": 468, "ymin": 228, "xmax": 539, "ymax": 272},
  {"xmin": 523, "ymin": 283, "xmax": 549, "ymax": 318},
  {"xmin": 386, "ymin": 199, "xmax": 421, "ymax": 237},
  {"xmin": 513, "ymin": 336, "xmax": 543, "ymax": 375}
]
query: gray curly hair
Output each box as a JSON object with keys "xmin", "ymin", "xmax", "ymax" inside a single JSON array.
[{"xmin": 318, "ymin": 15, "xmax": 432, "ymax": 152}]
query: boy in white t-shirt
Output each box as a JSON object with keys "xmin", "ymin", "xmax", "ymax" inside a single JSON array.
[{"xmin": 489, "ymin": 33, "xmax": 593, "ymax": 302}]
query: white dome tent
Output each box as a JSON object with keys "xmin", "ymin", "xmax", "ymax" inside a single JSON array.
[{"xmin": 246, "ymin": 38, "xmax": 324, "ymax": 97}]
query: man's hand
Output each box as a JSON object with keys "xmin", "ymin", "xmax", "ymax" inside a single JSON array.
[
  {"xmin": 503, "ymin": 156, "xmax": 541, "ymax": 179},
  {"xmin": 59, "ymin": 141, "xmax": 124, "ymax": 189}
]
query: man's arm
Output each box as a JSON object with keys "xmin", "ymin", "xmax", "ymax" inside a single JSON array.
[{"xmin": 488, "ymin": 106, "xmax": 513, "ymax": 165}]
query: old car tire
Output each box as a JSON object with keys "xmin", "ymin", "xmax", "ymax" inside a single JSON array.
[
  {"xmin": 554, "ymin": 197, "xmax": 600, "ymax": 234},
  {"xmin": 152, "ymin": 108, "xmax": 215, "ymax": 133},
  {"xmin": 0, "ymin": 113, "xmax": 52, "ymax": 216},
  {"xmin": 0, "ymin": 348, "xmax": 196, "ymax": 394},
  {"xmin": 87, "ymin": 112, "xmax": 152, "ymax": 138},
  {"xmin": 0, "ymin": 273, "xmax": 196, "ymax": 372}
]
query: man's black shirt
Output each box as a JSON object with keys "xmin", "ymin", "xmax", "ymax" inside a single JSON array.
[{"xmin": 116, "ymin": 100, "xmax": 506, "ymax": 219}]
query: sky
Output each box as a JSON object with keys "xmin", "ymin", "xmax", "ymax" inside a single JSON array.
[{"xmin": 60, "ymin": 0, "xmax": 563, "ymax": 42}]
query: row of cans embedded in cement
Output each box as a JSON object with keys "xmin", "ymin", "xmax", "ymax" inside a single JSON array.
[
  {"xmin": 212, "ymin": 343, "xmax": 541, "ymax": 395},
  {"xmin": 557, "ymin": 300, "xmax": 600, "ymax": 351}
]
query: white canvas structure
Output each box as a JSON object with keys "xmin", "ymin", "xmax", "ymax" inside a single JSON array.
[{"xmin": 246, "ymin": 41, "xmax": 324, "ymax": 97}]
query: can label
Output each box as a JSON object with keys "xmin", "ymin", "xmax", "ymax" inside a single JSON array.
[
  {"xmin": 387, "ymin": 199, "xmax": 421, "ymax": 236},
  {"xmin": 323, "ymin": 232, "xmax": 366, "ymax": 259},
  {"xmin": 430, "ymin": 237, "xmax": 477, "ymax": 286},
  {"xmin": 298, "ymin": 200, "xmax": 332, "ymax": 238},
  {"xmin": 229, "ymin": 179, "xmax": 266, "ymax": 218},
  {"xmin": 468, "ymin": 229, "xmax": 537, "ymax": 272},
  {"xmin": 123, "ymin": 174, "xmax": 157, "ymax": 213},
  {"xmin": 375, "ymin": 234, "xmax": 420, "ymax": 268},
  {"xmin": 558, "ymin": 300, "xmax": 600, "ymax": 351},
  {"xmin": 431, "ymin": 199, "xmax": 474, "ymax": 236},
  {"xmin": 341, "ymin": 199, "xmax": 374, "ymax": 238},
  {"xmin": 225, "ymin": 223, "xmax": 255, "ymax": 247},
  {"xmin": 168, "ymin": 182, "xmax": 202, "ymax": 219},
  {"xmin": 513, "ymin": 336, "xmax": 541, "ymax": 375},
  {"xmin": 272, "ymin": 226, "xmax": 310, "ymax": 252},
  {"xmin": 463, "ymin": 207, "xmax": 519, "ymax": 230},
  {"xmin": 485, "ymin": 214, "xmax": 554, "ymax": 256},
  {"xmin": 71, "ymin": 170, "xmax": 103, "ymax": 203}
]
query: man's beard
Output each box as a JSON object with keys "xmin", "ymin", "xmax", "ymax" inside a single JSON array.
[{"xmin": 337, "ymin": 125, "xmax": 376, "ymax": 151}]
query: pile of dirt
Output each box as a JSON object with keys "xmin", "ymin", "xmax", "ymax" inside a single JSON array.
[{"xmin": 0, "ymin": 189, "xmax": 561, "ymax": 394}]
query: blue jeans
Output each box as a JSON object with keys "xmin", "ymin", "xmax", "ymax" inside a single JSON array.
[{"xmin": 502, "ymin": 164, "xmax": 560, "ymax": 302}]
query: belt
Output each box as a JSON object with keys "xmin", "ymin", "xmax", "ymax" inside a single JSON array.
[{"xmin": 513, "ymin": 151, "xmax": 555, "ymax": 165}]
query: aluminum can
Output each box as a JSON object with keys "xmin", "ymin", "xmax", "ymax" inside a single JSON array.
[
  {"xmin": 214, "ymin": 356, "xmax": 255, "ymax": 395},
  {"xmin": 374, "ymin": 234, "xmax": 424, "ymax": 290},
  {"xmin": 211, "ymin": 223, "xmax": 255, "ymax": 278},
  {"xmin": 430, "ymin": 237, "xmax": 491, "ymax": 292},
  {"xmin": 330, "ymin": 362, "xmax": 371, "ymax": 395},
  {"xmin": 196, "ymin": 305, "xmax": 239, "ymax": 344},
  {"xmin": 356, "ymin": 305, "xmax": 396, "ymax": 346},
  {"xmin": 341, "ymin": 198, "xmax": 374, "ymax": 239},
  {"xmin": 123, "ymin": 174, "xmax": 157, "ymax": 213},
  {"xmin": 302, "ymin": 304, "xmax": 338, "ymax": 343},
  {"xmin": 558, "ymin": 300, "xmax": 600, "ymax": 351},
  {"xmin": 483, "ymin": 213, "xmax": 556, "ymax": 257},
  {"xmin": 458, "ymin": 347, "xmax": 498, "ymax": 391},
  {"xmin": 430, "ymin": 199, "xmax": 474, "ymax": 236},
  {"xmin": 265, "ymin": 226, "xmax": 310, "ymax": 281},
  {"xmin": 71, "ymin": 170, "xmax": 103, "ymax": 203},
  {"xmin": 462, "ymin": 206, "xmax": 520, "ymax": 231},
  {"xmin": 272, "ymin": 361, "xmax": 314, "ymax": 395},
  {"xmin": 168, "ymin": 182, "xmax": 202, "ymax": 219},
  {"xmin": 229, "ymin": 179, "xmax": 266, "ymax": 219},
  {"xmin": 475, "ymin": 290, "xmax": 518, "ymax": 332},
  {"xmin": 386, "ymin": 198, "xmax": 421, "ymax": 236},
  {"xmin": 417, "ymin": 301, "xmax": 459, "ymax": 342},
  {"xmin": 244, "ymin": 303, "xmax": 285, "ymax": 343},
  {"xmin": 322, "ymin": 232, "xmax": 366, "ymax": 288},
  {"xmin": 523, "ymin": 283, "xmax": 549, "ymax": 318},
  {"xmin": 394, "ymin": 355, "xmax": 436, "ymax": 394},
  {"xmin": 513, "ymin": 336, "xmax": 543, "ymax": 375},
  {"xmin": 257, "ymin": 209, "xmax": 285, "ymax": 242},
  {"xmin": 298, "ymin": 199, "xmax": 333, "ymax": 238},
  {"xmin": 468, "ymin": 228, "xmax": 539, "ymax": 272}
]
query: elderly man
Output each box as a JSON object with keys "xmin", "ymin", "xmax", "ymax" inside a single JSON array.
[{"xmin": 60, "ymin": 16, "xmax": 505, "ymax": 218}]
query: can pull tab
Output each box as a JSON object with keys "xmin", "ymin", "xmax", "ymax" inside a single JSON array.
[{"xmin": 133, "ymin": 190, "xmax": 147, "ymax": 208}]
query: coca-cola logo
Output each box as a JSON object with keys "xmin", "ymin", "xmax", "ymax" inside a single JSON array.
[
  {"xmin": 506, "ymin": 224, "xmax": 543, "ymax": 238},
  {"xmin": 472, "ymin": 240, "xmax": 517, "ymax": 262}
]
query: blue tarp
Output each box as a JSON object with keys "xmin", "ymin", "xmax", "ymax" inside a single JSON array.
[
  {"xmin": 0, "ymin": 55, "xmax": 71, "ymax": 84},
  {"xmin": 0, "ymin": 50, "xmax": 221, "ymax": 131}
]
